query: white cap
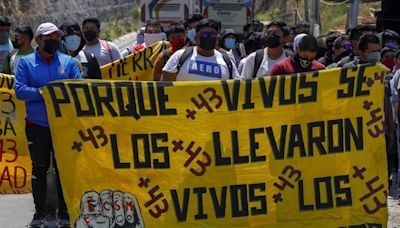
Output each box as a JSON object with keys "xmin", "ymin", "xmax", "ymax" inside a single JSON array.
[
  {"xmin": 35, "ymin": 22, "xmax": 64, "ymax": 37},
  {"xmin": 293, "ymin": 33, "xmax": 307, "ymax": 52}
]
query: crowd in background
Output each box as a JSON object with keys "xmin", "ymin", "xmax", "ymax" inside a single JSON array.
[{"xmin": 0, "ymin": 13, "xmax": 399, "ymax": 227}]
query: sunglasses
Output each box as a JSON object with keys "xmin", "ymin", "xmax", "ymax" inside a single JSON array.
[
  {"xmin": 342, "ymin": 43, "xmax": 352, "ymax": 50},
  {"xmin": 200, "ymin": 31, "xmax": 218, "ymax": 38}
]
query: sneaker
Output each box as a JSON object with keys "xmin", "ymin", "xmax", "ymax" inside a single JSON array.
[
  {"xmin": 57, "ymin": 213, "xmax": 71, "ymax": 228},
  {"xmin": 26, "ymin": 213, "xmax": 46, "ymax": 228}
]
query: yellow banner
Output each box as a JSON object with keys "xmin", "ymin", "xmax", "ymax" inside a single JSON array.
[
  {"xmin": 0, "ymin": 73, "xmax": 31, "ymax": 194},
  {"xmin": 100, "ymin": 41, "xmax": 169, "ymax": 81},
  {"xmin": 43, "ymin": 64, "xmax": 388, "ymax": 227}
]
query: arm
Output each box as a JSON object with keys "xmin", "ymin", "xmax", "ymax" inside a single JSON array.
[
  {"xmin": 89, "ymin": 55, "xmax": 102, "ymax": 79},
  {"xmin": 268, "ymin": 63, "xmax": 282, "ymax": 76},
  {"xmin": 14, "ymin": 58, "xmax": 42, "ymax": 101},
  {"xmin": 161, "ymin": 50, "xmax": 181, "ymax": 81},
  {"xmin": 70, "ymin": 58, "xmax": 82, "ymax": 79},
  {"xmin": 110, "ymin": 42, "xmax": 123, "ymax": 60},
  {"xmin": 153, "ymin": 52, "xmax": 164, "ymax": 81},
  {"xmin": 2, "ymin": 53, "xmax": 11, "ymax": 74},
  {"xmin": 239, "ymin": 53, "xmax": 256, "ymax": 79}
]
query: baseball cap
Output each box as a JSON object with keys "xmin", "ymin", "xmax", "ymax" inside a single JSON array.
[
  {"xmin": 59, "ymin": 22, "xmax": 81, "ymax": 37},
  {"xmin": 293, "ymin": 33, "xmax": 307, "ymax": 52},
  {"xmin": 35, "ymin": 22, "xmax": 64, "ymax": 37},
  {"xmin": 222, "ymin": 28, "xmax": 237, "ymax": 39}
]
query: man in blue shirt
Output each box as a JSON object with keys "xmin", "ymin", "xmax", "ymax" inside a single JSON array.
[{"xmin": 15, "ymin": 22, "xmax": 81, "ymax": 228}]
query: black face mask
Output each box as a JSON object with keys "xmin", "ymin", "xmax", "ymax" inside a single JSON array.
[
  {"xmin": 13, "ymin": 39, "xmax": 20, "ymax": 49},
  {"xmin": 294, "ymin": 54, "xmax": 313, "ymax": 69},
  {"xmin": 84, "ymin": 30, "xmax": 97, "ymax": 42},
  {"xmin": 199, "ymin": 36, "xmax": 216, "ymax": 51},
  {"xmin": 265, "ymin": 34, "xmax": 281, "ymax": 48},
  {"xmin": 43, "ymin": 39, "xmax": 60, "ymax": 55}
]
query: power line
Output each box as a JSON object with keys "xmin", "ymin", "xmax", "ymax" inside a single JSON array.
[{"xmin": 320, "ymin": 0, "xmax": 350, "ymax": 6}]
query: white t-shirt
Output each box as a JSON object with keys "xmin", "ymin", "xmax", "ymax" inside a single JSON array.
[
  {"xmin": 162, "ymin": 47, "xmax": 239, "ymax": 81},
  {"xmin": 0, "ymin": 40, "xmax": 13, "ymax": 73},
  {"xmin": 240, "ymin": 48, "xmax": 287, "ymax": 79},
  {"xmin": 238, "ymin": 57, "xmax": 247, "ymax": 75},
  {"xmin": 83, "ymin": 40, "xmax": 122, "ymax": 66}
]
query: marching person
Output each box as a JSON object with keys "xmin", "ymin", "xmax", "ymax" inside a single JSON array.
[
  {"xmin": 60, "ymin": 22, "xmax": 101, "ymax": 79},
  {"xmin": 82, "ymin": 17, "xmax": 122, "ymax": 66},
  {"xmin": 2, "ymin": 26, "xmax": 34, "ymax": 74},
  {"xmin": 269, "ymin": 34, "xmax": 325, "ymax": 76},
  {"xmin": 162, "ymin": 19, "xmax": 239, "ymax": 81},
  {"xmin": 15, "ymin": 22, "xmax": 81, "ymax": 228}
]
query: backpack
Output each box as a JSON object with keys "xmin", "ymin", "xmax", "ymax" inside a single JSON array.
[
  {"xmin": 253, "ymin": 48, "xmax": 293, "ymax": 78},
  {"xmin": 101, "ymin": 40, "xmax": 113, "ymax": 62},
  {"xmin": 177, "ymin": 46, "xmax": 233, "ymax": 79}
]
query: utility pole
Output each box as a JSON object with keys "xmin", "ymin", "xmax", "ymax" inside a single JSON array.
[
  {"xmin": 310, "ymin": 0, "xmax": 321, "ymax": 37},
  {"xmin": 304, "ymin": 0, "xmax": 309, "ymax": 22},
  {"xmin": 350, "ymin": 0, "xmax": 360, "ymax": 28}
]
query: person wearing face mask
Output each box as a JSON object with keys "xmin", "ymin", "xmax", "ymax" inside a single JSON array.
[
  {"xmin": 60, "ymin": 22, "xmax": 101, "ymax": 79},
  {"xmin": 123, "ymin": 20, "xmax": 167, "ymax": 56},
  {"xmin": 240, "ymin": 21, "xmax": 293, "ymax": 79},
  {"xmin": 184, "ymin": 13, "xmax": 204, "ymax": 47},
  {"xmin": 82, "ymin": 17, "xmax": 122, "ymax": 66},
  {"xmin": 162, "ymin": 19, "xmax": 239, "ymax": 81},
  {"xmin": 0, "ymin": 16, "xmax": 14, "ymax": 73},
  {"xmin": 381, "ymin": 47, "xmax": 396, "ymax": 72},
  {"xmin": 3, "ymin": 26, "xmax": 34, "ymax": 74},
  {"xmin": 326, "ymin": 35, "xmax": 352, "ymax": 69},
  {"xmin": 221, "ymin": 28, "xmax": 241, "ymax": 67},
  {"xmin": 15, "ymin": 22, "xmax": 81, "ymax": 228},
  {"xmin": 335, "ymin": 25, "xmax": 376, "ymax": 67},
  {"xmin": 121, "ymin": 27, "xmax": 145, "ymax": 57},
  {"xmin": 269, "ymin": 34, "xmax": 325, "ymax": 76},
  {"xmin": 153, "ymin": 23, "xmax": 185, "ymax": 81},
  {"xmin": 317, "ymin": 32, "xmax": 341, "ymax": 67},
  {"xmin": 343, "ymin": 34, "xmax": 381, "ymax": 68}
]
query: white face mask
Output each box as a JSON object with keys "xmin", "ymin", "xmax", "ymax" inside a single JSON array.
[
  {"xmin": 144, "ymin": 32, "xmax": 166, "ymax": 46},
  {"xmin": 64, "ymin": 35, "xmax": 81, "ymax": 51}
]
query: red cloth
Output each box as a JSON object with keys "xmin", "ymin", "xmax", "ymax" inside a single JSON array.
[
  {"xmin": 42, "ymin": 55, "xmax": 54, "ymax": 64},
  {"xmin": 269, "ymin": 57, "xmax": 326, "ymax": 76}
]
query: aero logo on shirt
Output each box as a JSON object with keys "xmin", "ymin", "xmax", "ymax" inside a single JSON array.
[{"xmin": 188, "ymin": 60, "xmax": 222, "ymax": 78}]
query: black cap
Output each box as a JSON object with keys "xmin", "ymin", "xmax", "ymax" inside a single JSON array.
[{"xmin": 59, "ymin": 22, "xmax": 81, "ymax": 37}]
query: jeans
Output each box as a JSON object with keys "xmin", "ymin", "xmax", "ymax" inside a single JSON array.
[{"xmin": 25, "ymin": 123, "xmax": 68, "ymax": 216}]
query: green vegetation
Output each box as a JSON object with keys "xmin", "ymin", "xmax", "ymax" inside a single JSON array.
[
  {"xmin": 256, "ymin": 1, "xmax": 380, "ymax": 34},
  {"xmin": 102, "ymin": 8, "xmax": 142, "ymax": 41}
]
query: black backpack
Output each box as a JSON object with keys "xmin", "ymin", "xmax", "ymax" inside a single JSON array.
[
  {"xmin": 253, "ymin": 48, "xmax": 294, "ymax": 78},
  {"xmin": 177, "ymin": 46, "xmax": 233, "ymax": 79}
]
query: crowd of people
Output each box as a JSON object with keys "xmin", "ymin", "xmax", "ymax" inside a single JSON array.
[{"xmin": 0, "ymin": 12, "xmax": 399, "ymax": 227}]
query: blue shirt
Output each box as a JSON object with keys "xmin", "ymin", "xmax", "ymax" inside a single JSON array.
[{"xmin": 15, "ymin": 49, "xmax": 82, "ymax": 127}]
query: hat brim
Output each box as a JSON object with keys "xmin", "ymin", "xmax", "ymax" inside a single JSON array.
[{"xmin": 40, "ymin": 29, "xmax": 64, "ymax": 37}]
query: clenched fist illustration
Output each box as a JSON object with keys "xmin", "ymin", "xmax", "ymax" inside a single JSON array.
[{"xmin": 75, "ymin": 190, "xmax": 144, "ymax": 228}]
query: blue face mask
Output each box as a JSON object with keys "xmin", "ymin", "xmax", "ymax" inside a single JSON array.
[
  {"xmin": 137, "ymin": 34, "xmax": 144, "ymax": 44},
  {"xmin": 385, "ymin": 41, "xmax": 399, "ymax": 49},
  {"xmin": 224, "ymin": 38, "xmax": 236, "ymax": 49},
  {"xmin": 64, "ymin": 35, "xmax": 81, "ymax": 51},
  {"xmin": 187, "ymin": 28, "xmax": 196, "ymax": 44}
]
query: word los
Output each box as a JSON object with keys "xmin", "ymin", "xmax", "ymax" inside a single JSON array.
[{"xmin": 47, "ymin": 82, "xmax": 177, "ymax": 119}]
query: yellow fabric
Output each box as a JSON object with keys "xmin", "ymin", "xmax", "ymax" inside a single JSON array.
[
  {"xmin": 42, "ymin": 64, "xmax": 388, "ymax": 227},
  {"xmin": 100, "ymin": 41, "xmax": 169, "ymax": 81},
  {"xmin": 0, "ymin": 73, "xmax": 31, "ymax": 194}
]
